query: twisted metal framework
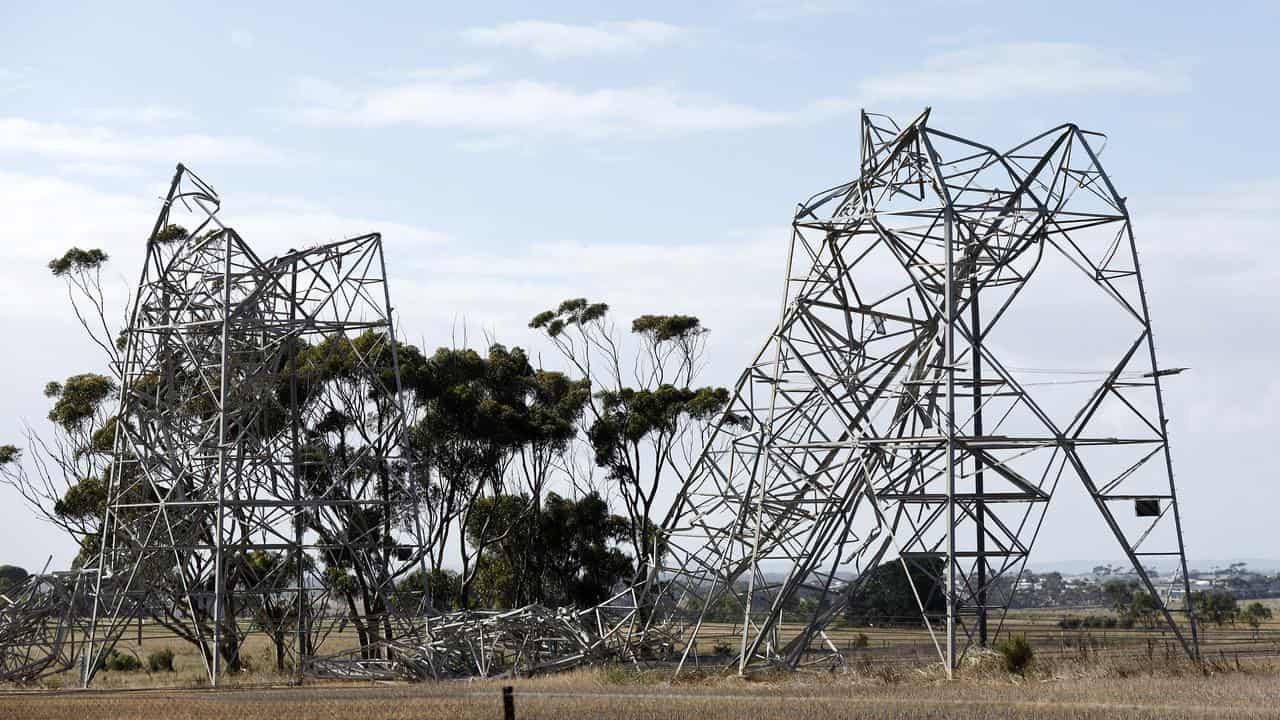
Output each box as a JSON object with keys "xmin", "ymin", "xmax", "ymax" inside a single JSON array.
[
  {"xmin": 616, "ymin": 108, "xmax": 1199, "ymax": 675},
  {"xmin": 352, "ymin": 587, "xmax": 670, "ymax": 679},
  {"xmin": 383, "ymin": 109, "xmax": 1199, "ymax": 679},
  {"xmin": 0, "ymin": 570, "xmax": 93, "ymax": 682},
  {"xmin": 83, "ymin": 165, "xmax": 430, "ymax": 686}
]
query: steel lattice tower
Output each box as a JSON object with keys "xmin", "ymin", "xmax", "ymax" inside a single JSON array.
[
  {"xmin": 371, "ymin": 110, "xmax": 1200, "ymax": 680},
  {"xmin": 624, "ymin": 109, "xmax": 1199, "ymax": 675},
  {"xmin": 83, "ymin": 166, "xmax": 430, "ymax": 686}
]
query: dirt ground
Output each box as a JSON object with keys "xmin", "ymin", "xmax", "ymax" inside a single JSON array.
[{"xmin": 4, "ymin": 662, "xmax": 1280, "ymax": 720}]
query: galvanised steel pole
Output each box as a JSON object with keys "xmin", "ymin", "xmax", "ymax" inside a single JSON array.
[
  {"xmin": 943, "ymin": 196, "xmax": 957, "ymax": 678},
  {"xmin": 211, "ymin": 231, "xmax": 233, "ymax": 687}
]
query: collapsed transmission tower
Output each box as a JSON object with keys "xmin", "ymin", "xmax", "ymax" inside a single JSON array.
[
  {"xmin": 83, "ymin": 165, "xmax": 431, "ymax": 686},
  {"xmin": 388, "ymin": 109, "xmax": 1200, "ymax": 679},
  {"xmin": 0, "ymin": 570, "xmax": 94, "ymax": 683},
  {"xmin": 618, "ymin": 108, "xmax": 1201, "ymax": 675}
]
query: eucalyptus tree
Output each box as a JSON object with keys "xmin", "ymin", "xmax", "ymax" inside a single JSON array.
[
  {"xmin": 291, "ymin": 330, "xmax": 426, "ymax": 654},
  {"xmin": 0, "ymin": 563, "xmax": 29, "ymax": 596},
  {"xmin": 0, "ymin": 248, "xmax": 122, "ymax": 567},
  {"xmin": 404, "ymin": 343, "xmax": 591, "ymax": 608},
  {"xmin": 466, "ymin": 491, "xmax": 632, "ymax": 609},
  {"xmin": 529, "ymin": 299, "xmax": 731, "ymax": 578}
]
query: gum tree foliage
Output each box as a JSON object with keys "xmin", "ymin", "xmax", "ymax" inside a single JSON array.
[
  {"xmin": 844, "ymin": 557, "xmax": 947, "ymax": 627},
  {"xmin": 1102, "ymin": 579, "xmax": 1135, "ymax": 614},
  {"xmin": 1102, "ymin": 579, "xmax": 1165, "ymax": 627},
  {"xmin": 47, "ymin": 247, "xmax": 120, "ymax": 369},
  {"xmin": 1124, "ymin": 590, "xmax": 1160, "ymax": 627},
  {"xmin": 1242, "ymin": 601, "xmax": 1273, "ymax": 638},
  {"xmin": 291, "ymin": 330, "xmax": 429, "ymax": 656},
  {"xmin": 1191, "ymin": 589, "xmax": 1239, "ymax": 627},
  {"xmin": 499, "ymin": 368, "xmax": 591, "ymax": 601},
  {"xmin": 403, "ymin": 343, "xmax": 590, "ymax": 608},
  {"xmin": 1, "ymin": 245, "xmax": 126, "ymax": 567},
  {"xmin": 529, "ymin": 299, "xmax": 731, "ymax": 578},
  {"xmin": 0, "ymin": 564, "xmax": 29, "ymax": 596},
  {"xmin": 403, "ymin": 344, "xmax": 522, "ymax": 610},
  {"xmin": 396, "ymin": 567, "xmax": 462, "ymax": 612},
  {"xmin": 7, "ymin": 239, "xmax": 615, "ymax": 664},
  {"xmin": 465, "ymin": 491, "xmax": 633, "ymax": 609}
]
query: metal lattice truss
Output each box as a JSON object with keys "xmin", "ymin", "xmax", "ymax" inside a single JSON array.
[
  {"xmin": 0, "ymin": 571, "xmax": 93, "ymax": 683},
  {"xmin": 310, "ymin": 587, "xmax": 671, "ymax": 680},
  {"xmin": 590, "ymin": 108, "xmax": 1198, "ymax": 675},
  {"xmin": 83, "ymin": 166, "xmax": 431, "ymax": 685}
]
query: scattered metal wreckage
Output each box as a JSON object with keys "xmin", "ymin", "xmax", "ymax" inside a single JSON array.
[{"xmin": 0, "ymin": 569, "xmax": 94, "ymax": 683}]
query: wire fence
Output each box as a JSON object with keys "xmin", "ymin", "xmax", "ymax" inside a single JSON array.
[{"xmin": 684, "ymin": 611, "xmax": 1280, "ymax": 670}]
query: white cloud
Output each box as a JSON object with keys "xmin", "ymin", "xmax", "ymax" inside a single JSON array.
[
  {"xmin": 0, "ymin": 66, "xmax": 32, "ymax": 93},
  {"xmin": 392, "ymin": 232, "xmax": 782, "ymax": 372},
  {"xmin": 0, "ymin": 171, "xmax": 451, "ymax": 321},
  {"xmin": 230, "ymin": 28, "xmax": 255, "ymax": 49},
  {"xmin": 462, "ymin": 20, "xmax": 686, "ymax": 59},
  {"xmin": 404, "ymin": 64, "xmax": 495, "ymax": 82},
  {"xmin": 859, "ymin": 42, "xmax": 1189, "ymax": 102},
  {"xmin": 54, "ymin": 161, "xmax": 148, "ymax": 179},
  {"xmin": 0, "ymin": 117, "xmax": 285, "ymax": 166},
  {"xmin": 230, "ymin": 201, "xmax": 453, "ymax": 259},
  {"xmin": 84, "ymin": 105, "xmax": 194, "ymax": 125},
  {"xmin": 455, "ymin": 134, "xmax": 526, "ymax": 153},
  {"xmin": 285, "ymin": 41, "xmax": 1184, "ymax": 140},
  {"xmin": 746, "ymin": 1, "xmax": 853, "ymax": 21},
  {"xmin": 1135, "ymin": 179, "xmax": 1280, "ymax": 298},
  {"xmin": 290, "ymin": 74, "xmax": 838, "ymax": 137}
]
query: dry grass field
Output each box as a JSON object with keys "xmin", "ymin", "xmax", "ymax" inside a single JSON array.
[
  {"xmin": 26, "ymin": 606, "xmax": 1280, "ymax": 690},
  {"xmin": 4, "ymin": 603, "xmax": 1280, "ymax": 718},
  {"xmin": 3, "ymin": 659, "xmax": 1280, "ymax": 720}
]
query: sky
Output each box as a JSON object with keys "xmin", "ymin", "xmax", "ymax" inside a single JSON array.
[{"xmin": 0, "ymin": 0, "xmax": 1277, "ymax": 573}]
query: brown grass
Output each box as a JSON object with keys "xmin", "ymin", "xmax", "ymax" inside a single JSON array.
[
  {"xmin": 24, "ymin": 603, "xmax": 1279, "ymax": 691},
  {"xmin": 5, "ymin": 607, "xmax": 1280, "ymax": 718},
  {"xmin": 3, "ymin": 657, "xmax": 1279, "ymax": 720}
]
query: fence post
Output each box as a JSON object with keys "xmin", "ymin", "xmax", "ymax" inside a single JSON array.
[{"xmin": 502, "ymin": 685, "xmax": 515, "ymax": 720}]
